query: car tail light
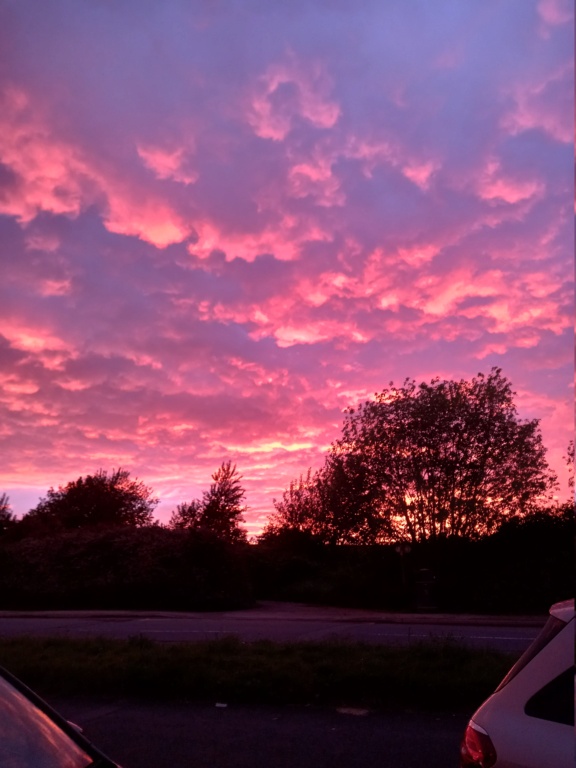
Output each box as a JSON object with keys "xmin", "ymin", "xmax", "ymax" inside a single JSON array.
[{"xmin": 460, "ymin": 720, "xmax": 497, "ymax": 768}]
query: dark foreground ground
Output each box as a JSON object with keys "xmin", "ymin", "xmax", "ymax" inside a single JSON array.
[{"xmin": 54, "ymin": 696, "xmax": 469, "ymax": 768}]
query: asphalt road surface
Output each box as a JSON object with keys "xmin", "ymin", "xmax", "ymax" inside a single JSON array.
[
  {"xmin": 0, "ymin": 601, "xmax": 544, "ymax": 653},
  {"xmin": 53, "ymin": 696, "xmax": 470, "ymax": 768}
]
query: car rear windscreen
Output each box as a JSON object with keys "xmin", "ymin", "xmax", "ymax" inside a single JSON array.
[{"xmin": 494, "ymin": 615, "xmax": 567, "ymax": 692}]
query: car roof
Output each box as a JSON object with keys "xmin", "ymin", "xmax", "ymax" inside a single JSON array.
[{"xmin": 549, "ymin": 599, "xmax": 574, "ymax": 623}]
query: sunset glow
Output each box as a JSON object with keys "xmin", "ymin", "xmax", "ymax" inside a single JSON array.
[{"xmin": 0, "ymin": 1, "xmax": 573, "ymax": 535}]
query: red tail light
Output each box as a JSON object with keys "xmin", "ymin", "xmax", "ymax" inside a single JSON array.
[{"xmin": 460, "ymin": 720, "xmax": 497, "ymax": 768}]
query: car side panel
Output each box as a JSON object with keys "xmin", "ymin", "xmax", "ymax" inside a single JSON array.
[{"xmin": 472, "ymin": 618, "xmax": 574, "ymax": 768}]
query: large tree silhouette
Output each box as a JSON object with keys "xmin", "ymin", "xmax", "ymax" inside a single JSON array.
[
  {"xmin": 23, "ymin": 469, "xmax": 157, "ymax": 532},
  {"xmin": 268, "ymin": 369, "xmax": 557, "ymax": 544}
]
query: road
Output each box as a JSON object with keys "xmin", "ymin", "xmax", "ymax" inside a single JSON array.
[
  {"xmin": 52, "ymin": 696, "xmax": 470, "ymax": 768},
  {"xmin": 0, "ymin": 601, "xmax": 544, "ymax": 653}
]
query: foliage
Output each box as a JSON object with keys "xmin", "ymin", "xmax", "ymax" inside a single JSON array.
[
  {"xmin": 0, "ymin": 526, "xmax": 253, "ymax": 610},
  {"xmin": 254, "ymin": 505, "xmax": 573, "ymax": 613},
  {"xmin": 169, "ymin": 499, "xmax": 203, "ymax": 530},
  {"xmin": 0, "ymin": 492, "xmax": 15, "ymax": 535},
  {"xmin": 265, "ymin": 459, "xmax": 381, "ymax": 545},
  {"xmin": 564, "ymin": 440, "xmax": 574, "ymax": 492},
  {"xmin": 200, "ymin": 461, "xmax": 248, "ymax": 543},
  {"xmin": 439, "ymin": 502, "xmax": 574, "ymax": 613},
  {"xmin": 21, "ymin": 468, "xmax": 157, "ymax": 533},
  {"xmin": 169, "ymin": 461, "xmax": 248, "ymax": 543},
  {"xmin": 0, "ymin": 504, "xmax": 570, "ymax": 614},
  {"xmin": 269, "ymin": 369, "xmax": 557, "ymax": 544},
  {"xmin": 264, "ymin": 469, "xmax": 325, "ymax": 540}
]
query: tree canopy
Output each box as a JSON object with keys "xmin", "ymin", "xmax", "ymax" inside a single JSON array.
[
  {"xmin": 23, "ymin": 469, "xmax": 157, "ymax": 532},
  {"xmin": 169, "ymin": 461, "xmax": 248, "ymax": 543},
  {"xmin": 0, "ymin": 493, "xmax": 15, "ymax": 535},
  {"xmin": 264, "ymin": 458, "xmax": 381, "ymax": 545},
  {"xmin": 565, "ymin": 440, "xmax": 574, "ymax": 492},
  {"xmin": 266, "ymin": 369, "xmax": 557, "ymax": 544}
]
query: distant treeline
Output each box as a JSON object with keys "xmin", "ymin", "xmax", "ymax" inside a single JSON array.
[{"xmin": 0, "ymin": 504, "xmax": 572, "ymax": 614}]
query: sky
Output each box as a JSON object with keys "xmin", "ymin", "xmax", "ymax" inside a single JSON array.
[{"xmin": 0, "ymin": 0, "xmax": 573, "ymax": 535}]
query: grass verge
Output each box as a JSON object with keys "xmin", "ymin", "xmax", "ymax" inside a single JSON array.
[{"xmin": 0, "ymin": 636, "xmax": 513, "ymax": 712}]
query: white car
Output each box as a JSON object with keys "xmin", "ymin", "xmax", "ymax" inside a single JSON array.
[{"xmin": 460, "ymin": 598, "xmax": 574, "ymax": 768}]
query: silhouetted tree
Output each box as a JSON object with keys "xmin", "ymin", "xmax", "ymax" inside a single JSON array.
[
  {"xmin": 264, "ymin": 459, "xmax": 382, "ymax": 545},
  {"xmin": 316, "ymin": 453, "xmax": 390, "ymax": 543},
  {"xmin": 331, "ymin": 368, "xmax": 556, "ymax": 542},
  {"xmin": 265, "ymin": 469, "xmax": 324, "ymax": 539},
  {"xmin": 22, "ymin": 469, "xmax": 157, "ymax": 533},
  {"xmin": 565, "ymin": 440, "xmax": 574, "ymax": 493},
  {"xmin": 267, "ymin": 369, "xmax": 557, "ymax": 545},
  {"xmin": 169, "ymin": 499, "xmax": 203, "ymax": 530},
  {"xmin": 169, "ymin": 461, "xmax": 248, "ymax": 543},
  {"xmin": 0, "ymin": 493, "xmax": 15, "ymax": 535}
]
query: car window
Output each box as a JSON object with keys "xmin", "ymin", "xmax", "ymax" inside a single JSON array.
[
  {"xmin": 495, "ymin": 615, "xmax": 567, "ymax": 692},
  {"xmin": 0, "ymin": 675, "xmax": 94, "ymax": 768},
  {"xmin": 524, "ymin": 666, "xmax": 575, "ymax": 726}
]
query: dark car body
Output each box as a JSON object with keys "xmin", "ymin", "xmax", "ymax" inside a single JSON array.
[{"xmin": 0, "ymin": 664, "xmax": 120, "ymax": 767}]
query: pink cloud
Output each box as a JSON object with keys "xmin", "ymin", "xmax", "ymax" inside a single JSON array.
[
  {"xmin": 288, "ymin": 157, "xmax": 345, "ymax": 206},
  {"xmin": 0, "ymin": 88, "xmax": 195, "ymax": 248},
  {"xmin": 2, "ymin": 321, "xmax": 73, "ymax": 360},
  {"xmin": 502, "ymin": 65, "xmax": 573, "ymax": 143},
  {"xmin": 477, "ymin": 160, "xmax": 543, "ymax": 204},
  {"xmin": 103, "ymin": 185, "xmax": 191, "ymax": 248},
  {"xmin": 187, "ymin": 209, "xmax": 335, "ymax": 263},
  {"xmin": 0, "ymin": 88, "xmax": 89, "ymax": 222},
  {"xmin": 537, "ymin": 0, "xmax": 574, "ymax": 26},
  {"xmin": 137, "ymin": 143, "xmax": 198, "ymax": 185},
  {"xmin": 248, "ymin": 55, "xmax": 340, "ymax": 140},
  {"xmin": 401, "ymin": 160, "xmax": 438, "ymax": 190}
]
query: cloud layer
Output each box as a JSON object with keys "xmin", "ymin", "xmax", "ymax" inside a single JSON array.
[{"xmin": 0, "ymin": 0, "xmax": 573, "ymax": 532}]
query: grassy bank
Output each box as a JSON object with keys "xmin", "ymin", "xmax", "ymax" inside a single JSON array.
[{"xmin": 0, "ymin": 636, "xmax": 513, "ymax": 711}]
